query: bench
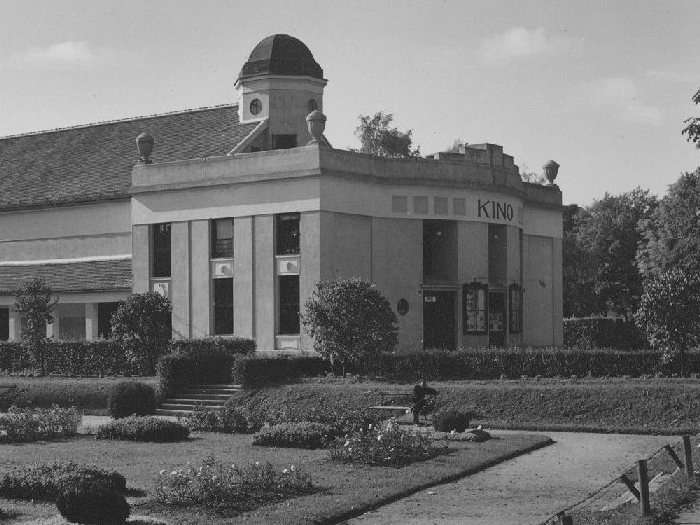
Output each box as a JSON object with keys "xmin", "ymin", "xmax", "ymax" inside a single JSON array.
[{"xmin": 368, "ymin": 391, "xmax": 435, "ymax": 421}]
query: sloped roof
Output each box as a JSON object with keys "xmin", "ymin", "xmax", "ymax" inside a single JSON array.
[
  {"xmin": 0, "ymin": 259, "xmax": 132, "ymax": 295},
  {"xmin": 0, "ymin": 105, "xmax": 257, "ymax": 210}
]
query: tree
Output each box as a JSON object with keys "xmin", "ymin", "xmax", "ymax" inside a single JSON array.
[
  {"xmin": 354, "ymin": 112, "xmax": 421, "ymax": 158},
  {"xmin": 111, "ymin": 292, "xmax": 172, "ymax": 375},
  {"xmin": 520, "ymin": 170, "xmax": 547, "ymax": 184},
  {"xmin": 13, "ymin": 277, "xmax": 58, "ymax": 376},
  {"xmin": 575, "ymin": 188, "xmax": 657, "ymax": 320},
  {"xmin": 301, "ymin": 278, "xmax": 398, "ymax": 372},
  {"xmin": 635, "ymin": 268, "xmax": 700, "ymax": 374},
  {"xmin": 682, "ymin": 87, "xmax": 700, "ymax": 149},
  {"xmin": 637, "ymin": 169, "xmax": 700, "ymax": 277}
]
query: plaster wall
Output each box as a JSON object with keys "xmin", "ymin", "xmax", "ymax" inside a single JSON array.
[
  {"xmin": 190, "ymin": 220, "xmax": 210, "ymax": 338},
  {"xmin": 171, "ymin": 222, "xmax": 191, "ymax": 338},
  {"xmin": 0, "ymin": 201, "xmax": 131, "ymax": 262},
  {"xmin": 254, "ymin": 215, "xmax": 275, "ymax": 350},
  {"xmin": 131, "ymin": 225, "xmax": 150, "ymax": 294},
  {"xmin": 523, "ymin": 234, "xmax": 555, "ymax": 346},
  {"xmin": 299, "ymin": 212, "xmax": 323, "ymax": 351},
  {"xmin": 319, "ymin": 212, "xmax": 372, "ymax": 280},
  {"xmin": 457, "ymin": 222, "xmax": 489, "ymax": 347},
  {"xmin": 371, "ymin": 217, "xmax": 423, "ymax": 351},
  {"xmin": 234, "ymin": 217, "xmax": 255, "ymax": 340}
]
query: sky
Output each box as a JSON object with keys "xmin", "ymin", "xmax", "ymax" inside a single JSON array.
[{"xmin": 0, "ymin": 0, "xmax": 698, "ymax": 205}]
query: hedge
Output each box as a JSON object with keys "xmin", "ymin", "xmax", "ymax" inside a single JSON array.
[
  {"xmin": 0, "ymin": 340, "xmax": 132, "ymax": 376},
  {"xmin": 564, "ymin": 318, "xmax": 648, "ymax": 349},
  {"xmin": 158, "ymin": 337, "xmax": 256, "ymax": 396},
  {"xmin": 231, "ymin": 355, "xmax": 327, "ymax": 387},
  {"xmin": 345, "ymin": 347, "xmax": 700, "ymax": 380}
]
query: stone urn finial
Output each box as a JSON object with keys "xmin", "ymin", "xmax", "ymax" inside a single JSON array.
[
  {"xmin": 136, "ymin": 132, "xmax": 155, "ymax": 164},
  {"xmin": 543, "ymin": 160, "xmax": 560, "ymax": 185},
  {"xmin": 306, "ymin": 110, "xmax": 327, "ymax": 145}
]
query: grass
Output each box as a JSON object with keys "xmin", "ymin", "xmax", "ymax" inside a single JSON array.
[
  {"xmin": 0, "ymin": 376, "xmax": 159, "ymax": 414},
  {"xmin": 227, "ymin": 378, "xmax": 700, "ymax": 435},
  {"xmin": 0, "ymin": 429, "xmax": 551, "ymax": 524}
]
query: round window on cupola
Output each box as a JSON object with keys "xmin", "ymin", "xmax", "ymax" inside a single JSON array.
[
  {"xmin": 307, "ymin": 98, "xmax": 318, "ymax": 112},
  {"xmin": 250, "ymin": 98, "xmax": 262, "ymax": 115}
]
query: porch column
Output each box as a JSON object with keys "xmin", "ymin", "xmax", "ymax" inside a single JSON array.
[
  {"xmin": 85, "ymin": 303, "xmax": 99, "ymax": 340},
  {"xmin": 46, "ymin": 312, "xmax": 59, "ymax": 340}
]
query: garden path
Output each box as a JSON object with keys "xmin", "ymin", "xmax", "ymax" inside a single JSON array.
[{"xmin": 346, "ymin": 430, "xmax": 673, "ymax": 525}]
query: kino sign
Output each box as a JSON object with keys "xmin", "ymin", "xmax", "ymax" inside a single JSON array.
[{"xmin": 477, "ymin": 199, "xmax": 514, "ymax": 221}]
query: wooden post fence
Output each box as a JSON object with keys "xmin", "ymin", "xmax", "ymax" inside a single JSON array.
[
  {"xmin": 683, "ymin": 435, "xmax": 694, "ymax": 477},
  {"xmin": 638, "ymin": 459, "xmax": 651, "ymax": 516}
]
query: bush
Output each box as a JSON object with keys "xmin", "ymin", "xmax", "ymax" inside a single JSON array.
[
  {"xmin": 301, "ymin": 278, "xmax": 398, "ymax": 370},
  {"xmin": 330, "ymin": 419, "xmax": 444, "ymax": 467},
  {"xmin": 0, "ymin": 405, "xmax": 80, "ymax": 443},
  {"xmin": 158, "ymin": 337, "xmax": 256, "ymax": 396},
  {"xmin": 96, "ymin": 416, "xmax": 189, "ymax": 442},
  {"xmin": 108, "ymin": 381, "xmax": 156, "ymax": 419},
  {"xmin": 56, "ymin": 479, "xmax": 130, "ymax": 525},
  {"xmin": 564, "ymin": 318, "xmax": 648, "ymax": 349},
  {"xmin": 153, "ymin": 454, "xmax": 314, "ymax": 511},
  {"xmin": 0, "ymin": 340, "xmax": 134, "ymax": 376},
  {"xmin": 433, "ymin": 408, "xmax": 472, "ymax": 432},
  {"xmin": 253, "ymin": 422, "xmax": 337, "ymax": 449},
  {"xmin": 0, "ymin": 462, "xmax": 125, "ymax": 501},
  {"xmin": 231, "ymin": 355, "xmax": 327, "ymax": 387},
  {"xmin": 344, "ymin": 347, "xmax": 700, "ymax": 380},
  {"xmin": 183, "ymin": 401, "xmax": 262, "ymax": 434}
]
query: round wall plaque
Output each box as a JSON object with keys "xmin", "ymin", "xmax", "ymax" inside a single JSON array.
[{"xmin": 397, "ymin": 299, "xmax": 409, "ymax": 316}]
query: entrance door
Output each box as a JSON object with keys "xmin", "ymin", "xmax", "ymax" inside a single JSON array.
[
  {"xmin": 423, "ymin": 291, "xmax": 456, "ymax": 350},
  {"xmin": 488, "ymin": 291, "xmax": 506, "ymax": 347}
]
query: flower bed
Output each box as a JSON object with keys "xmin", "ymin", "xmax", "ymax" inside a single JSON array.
[
  {"xmin": 0, "ymin": 405, "xmax": 80, "ymax": 443},
  {"xmin": 96, "ymin": 416, "xmax": 190, "ymax": 442},
  {"xmin": 252, "ymin": 422, "xmax": 336, "ymax": 449},
  {"xmin": 330, "ymin": 419, "xmax": 446, "ymax": 467},
  {"xmin": 153, "ymin": 454, "xmax": 314, "ymax": 512},
  {"xmin": 0, "ymin": 461, "xmax": 126, "ymax": 501}
]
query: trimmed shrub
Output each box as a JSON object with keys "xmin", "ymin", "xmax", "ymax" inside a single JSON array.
[
  {"xmin": 330, "ymin": 419, "xmax": 444, "ymax": 467},
  {"xmin": 345, "ymin": 347, "xmax": 700, "ymax": 380},
  {"xmin": 57, "ymin": 479, "xmax": 130, "ymax": 525},
  {"xmin": 564, "ymin": 318, "xmax": 648, "ymax": 349},
  {"xmin": 0, "ymin": 405, "xmax": 80, "ymax": 443},
  {"xmin": 153, "ymin": 455, "xmax": 313, "ymax": 511},
  {"xmin": 0, "ymin": 340, "xmax": 132, "ymax": 376},
  {"xmin": 96, "ymin": 416, "xmax": 189, "ymax": 442},
  {"xmin": 109, "ymin": 381, "xmax": 156, "ymax": 419},
  {"xmin": 158, "ymin": 337, "xmax": 255, "ymax": 396},
  {"xmin": 231, "ymin": 355, "xmax": 327, "ymax": 387},
  {"xmin": 433, "ymin": 408, "xmax": 472, "ymax": 432},
  {"xmin": 253, "ymin": 422, "xmax": 336, "ymax": 449},
  {"xmin": 183, "ymin": 401, "xmax": 262, "ymax": 434},
  {"xmin": 0, "ymin": 462, "xmax": 126, "ymax": 501}
]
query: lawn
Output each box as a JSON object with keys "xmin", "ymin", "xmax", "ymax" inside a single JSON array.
[
  {"xmin": 0, "ymin": 429, "xmax": 551, "ymax": 524},
  {"xmin": 228, "ymin": 377, "xmax": 700, "ymax": 435}
]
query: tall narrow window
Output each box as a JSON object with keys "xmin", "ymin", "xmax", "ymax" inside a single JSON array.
[
  {"xmin": 214, "ymin": 278, "xmax": 234, "ymax": 335},
  {"xmin": 276, "ymin": 213, "xmax": 300, "ymax": 255},
  {"xmin": 211, "ymin": 218, "xmax": 234, "ymax": 258},
  {"xmin": 152, "ymin": 223, "xmax": 171, "ymax": 278},
  {"xmin": 463, "ymin": 283, "xmax": 488, "ymax": 335},
  {"xmin": 509, "ymin": 284, "xmax": 522, "ymax": 334},
  {"xmin": 278, "ymin": 275, "xmax": 300, "ymax": 335},
  {"xmin": 0, "ymin": 308, "xmax": 8, "ymax": 341}
]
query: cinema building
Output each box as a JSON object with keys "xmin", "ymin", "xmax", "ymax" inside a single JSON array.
[{"xmin": 0, "ymin": 34, "xmax": 563, "ymax": 351}]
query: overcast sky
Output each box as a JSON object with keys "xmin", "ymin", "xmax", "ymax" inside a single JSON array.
[{"xmin": 1, "ymin": 0, "xmax": 698, "ymax": 205}]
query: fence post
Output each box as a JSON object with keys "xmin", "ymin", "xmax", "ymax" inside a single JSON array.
[
  {"xmin": 638, "ymin": 459, "xmax": 651, "ymax": 516},
  {"xmin": 560, "ymin": 514, "xmax": 573, "ymax": 525},
  {"xmin": 683, "ymin": 435, "xmax": 694, "ymax": 477}
]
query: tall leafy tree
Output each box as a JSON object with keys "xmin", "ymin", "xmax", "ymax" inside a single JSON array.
[
  {"xmin": 354, "ymin": 112, "xmax": 421, "ymax": 158},
  {"xmin": 682, "ymin": 87, "xmax": 700, "ymax": 149},
  {"xmin": 14, "ymin": 277, "xmax": 58, "ymax": 376},
  {"xmin": 637, "ymin": 169, "xmax": 700, "ymax": 277},
  {"xmin": 575, "ymin": 188, "xmax": 657, "ymax": 320}
]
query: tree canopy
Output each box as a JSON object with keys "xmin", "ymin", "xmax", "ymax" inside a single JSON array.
[
  {"xmin": 682, "ymin": 87, "xmax": 700, "ymax": 149},
  {"xmin": 354, "ymin": 112, "xmax": 421, "ymax": 158},
  {"xmin": 13, "ymin": 277, "xmax": 58, "ymax": 375}
]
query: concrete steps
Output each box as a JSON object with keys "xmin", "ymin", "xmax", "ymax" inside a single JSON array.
[{"xmin": 156, "ymin": 383, "xmax": 243, "ymax": 416}]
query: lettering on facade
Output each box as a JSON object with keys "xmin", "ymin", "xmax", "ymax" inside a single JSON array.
[{"xmin": 477, "ymin": 199, "xmax": 514, "ymax": 221}]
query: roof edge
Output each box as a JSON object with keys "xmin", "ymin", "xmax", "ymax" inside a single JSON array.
[{"xmin": 0, "ymin": 103, "xmax": 238, "ymax": 141}]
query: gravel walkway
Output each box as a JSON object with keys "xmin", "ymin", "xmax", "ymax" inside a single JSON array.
[{"xmin": 347, "ymin": 431, "xmax": 674, "ymax": 525}]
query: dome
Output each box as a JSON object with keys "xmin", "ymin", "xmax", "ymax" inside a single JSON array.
[{"xmin": 238, "ymin": 34, "xmax": 324, "ymax": 81}]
